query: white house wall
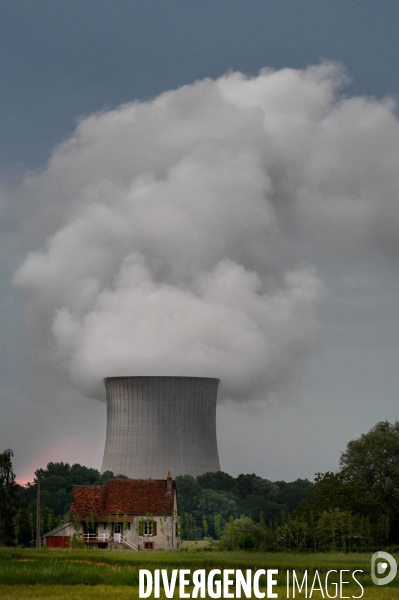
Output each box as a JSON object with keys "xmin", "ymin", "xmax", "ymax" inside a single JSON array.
[{"xmin": 88, "ymin": 515, "xmax": 179, "ymax": 550}]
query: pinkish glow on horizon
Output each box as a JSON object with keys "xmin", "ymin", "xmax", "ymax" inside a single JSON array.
[
  {"xmin": 14, "ymin": 437, "xmax": 103, "ymax": 484},
  {"xmin": 16, "ymin": 479, "xmax": 30, "ymax": 486}
]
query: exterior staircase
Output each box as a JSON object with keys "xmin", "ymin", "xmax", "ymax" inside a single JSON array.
[{"xmin": 117, "ymin": 533, "xmax": 138, "ymax": 550}]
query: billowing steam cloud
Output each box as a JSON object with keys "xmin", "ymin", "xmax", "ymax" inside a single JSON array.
[{"xmin": 13, "ymin": 62, "xmax": 399, "ymax": 402}]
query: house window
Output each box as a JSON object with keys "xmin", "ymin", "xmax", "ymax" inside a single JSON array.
[
  {"xmin": 83, "ymin": 522, "xmax": 96, "ymax": 535},
  {"xmin": 143, "ymin": 520, "xmax": 157, "ymax": 536}
]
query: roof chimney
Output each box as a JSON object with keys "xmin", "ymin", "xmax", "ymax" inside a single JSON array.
[{"xmin": 167, "ymin": 471, "xmax": 172, "ymax": 493}]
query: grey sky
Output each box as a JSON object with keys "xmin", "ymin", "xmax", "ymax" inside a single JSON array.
[
  {"xmin": 2, "ymin": 0, "xmax": 399, "ymax": 168},
  {"xmin": 1, "ymin": 0, "xmax": 399, "ymax": 483}
]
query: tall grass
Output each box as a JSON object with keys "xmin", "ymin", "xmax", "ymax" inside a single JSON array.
[
  {"xmin": 1, "ymin": 585, "xmax": 399, "ymax": 599},
  {"xmin": 0, "ymin": 546, "xmax": 397, "ymax": 590}
]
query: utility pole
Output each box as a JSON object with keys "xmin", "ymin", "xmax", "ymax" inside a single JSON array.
[{"xmin": 36, "ymin": 478, "xmax": 41, "ymax": 549}]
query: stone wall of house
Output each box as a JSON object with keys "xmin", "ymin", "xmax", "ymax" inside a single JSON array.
[
  {"xmin": 82, "ymin": 515, "xmax": 179, "ymax": 550},
  {"xmin": 45, "ymin": 514, "xmax": 180, "ymax": 550},
  {"xmin": 129, "ymin": 515, "xmax": 179, "ymax": 550}
]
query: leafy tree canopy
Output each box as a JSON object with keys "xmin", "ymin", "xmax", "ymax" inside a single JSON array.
[
  {"xmin": 294, "ymin": 471, "xmax": 383, "ymax": 522},
  {"xmin": 339, "ymin": 420, "xmax": 399, "ymax": 531},
  {"xmin": 17, "ymin": 462, "xmax": 124, "ymax": 516},
  {"xmin": 292, "ymin": 421, "xmax": 399, "ymax": 542},
  {"xmin": 176, "ymin": 471, "xmax": 315, "ymax": 537},
  {"xmin": 0, "ymin": 449, "xmax": 20, "ymax": 545}
]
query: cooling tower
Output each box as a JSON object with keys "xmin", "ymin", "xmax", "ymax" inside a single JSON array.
[{"xmin": 101, "ymin": 376, "xmax": 220, "ymax": 479}]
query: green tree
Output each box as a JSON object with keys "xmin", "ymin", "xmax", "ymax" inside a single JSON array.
[
  {"xmin": 296, "ymin": 471, "xmax": 383, "ymax": 521},
  {"xmin": 202, "ymin": 514, "xmax": 209, "ymax": 538},
  {"xmin": 221, "ymin": 516, "xmax": 260, "ymax": 550},
  {"xmin": 0, "ymin": 450, "xmax": 20, "ymax": 545},
  {"xmin": 12, "ymin": 509, "xmax": 21, "ymax": 546},
  {"xmin": 182, "ymin": 512, "xmax": 197, "ymax": 541},
  {"xmin": 196, "ymin": 471, "xmax": 235, "ymax": 492},
  {"xmin": 340, "ymin": 420, "xmax": 399, "ymax": 530},
  {"xmin": 176, "ymin": 471, "xmax": 314, "ymax": 538},
  {"xmin": 175, "ymin": 475, "xmax": 201, "ymax": 517},
  {"xmin": 228, "ymin": 515, "xmax": 236, "ymax": 549},
  {"xmin": 17, "ymin": 462, "xmax": 124, "ymax": 517},
  {"xmin": 28, "ymin": 512, "xmax": 35, "ymax": 547},
  {"xmin": 276, "ymin": 479, "xmax": 315, "ymax": 512},
  {"xmin": 197, "ymin": 489, "xmax": 238, "ymax": 522},
  {"xmin": 214, "ymin": 513, "xmax": 222, "ymax": 543},
  {"xmin": 123, "ymin": 513, "xmax": 128, "ymax": 535}
]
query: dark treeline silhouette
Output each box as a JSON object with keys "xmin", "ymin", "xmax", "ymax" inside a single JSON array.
[
  {"xmin": 178, "ymin": 421, "xmax": 399, "ymax": 551},
  {"xmin": 2, "ymin": 420, "xmax": 399, "ymax": 550},
  {"xmin": 0, "ymin": 460, "xmax": 127, "ymax": 546},
  {"xmin": 18, "ymin": 462, "xmax": 125, "ymax": 516},
  {"xmin": 176, "ymin": 471, "xmax": 314, "ymax": 538}
]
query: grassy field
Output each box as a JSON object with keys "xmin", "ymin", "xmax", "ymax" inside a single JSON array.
[
  {"xmin": 0, "ymin": 547, "xmax": 398, "ymax": 598},
  {"xmin": 0, "ymin": 586, "xmax": 398, "ymax": 600}
]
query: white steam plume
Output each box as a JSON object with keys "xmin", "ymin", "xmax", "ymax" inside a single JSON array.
[{"xmin": 13, "ymin": 62, "xmax": 399, "ymax": 401}]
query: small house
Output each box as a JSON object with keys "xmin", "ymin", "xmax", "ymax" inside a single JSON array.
[{"xmin": 43, "ymin": 472, "xmax": 179, "ymax": 550}]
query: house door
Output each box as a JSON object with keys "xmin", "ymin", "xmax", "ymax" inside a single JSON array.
[{"xmin": 114, "ymin": 523, "xmax": 122, "ymax": 542}]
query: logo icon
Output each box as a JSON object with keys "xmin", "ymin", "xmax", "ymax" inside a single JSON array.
[{"xmin": 371, "ymin": 551, "xmax": 397, "ymax": 585}]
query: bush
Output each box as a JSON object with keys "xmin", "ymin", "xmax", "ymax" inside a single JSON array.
[
  {"xmin": 68, "ymin": 533, "xmax": 85, "ymax": 549},
  {"xmin": 237, "ymin": 533, "xmax": 257, "ymax": 550}
]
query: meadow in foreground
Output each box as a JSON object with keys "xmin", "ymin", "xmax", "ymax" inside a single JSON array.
[
  {"xmin": 0, "ymin": 584, "xmax": 398, "ymax": 599},
  {"xmin": 0, "ymin": 547, "xmax": 397, "ymax": 598}
]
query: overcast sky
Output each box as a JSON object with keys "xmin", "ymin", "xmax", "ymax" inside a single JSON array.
[{"xmin": 2, "ymin": 0, "xmax": 399, "ymax": 483}]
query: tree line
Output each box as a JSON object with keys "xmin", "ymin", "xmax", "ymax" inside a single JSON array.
[
  {"xmin": 179, "ymin": 421, "xmax": 399, "ymax": 551},
  {"xmin": 1, "ymin": 419, "xmax": 399, "ymax": 550},
  {"xmin": 176, "ymin": 471, "xmax": 314, "ymax": 539},
  {"xmin": 0, "ymin": 459, "xmax": 127, "ymax": 546}
]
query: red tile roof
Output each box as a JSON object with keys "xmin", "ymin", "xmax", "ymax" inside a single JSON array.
[
  {"xmin": 70, "ymin": 485, "xmax": 107, "ymax": 517},
  {"xmin": 70, "ymin": 478, "xmax": 176, "ymax": 519}
]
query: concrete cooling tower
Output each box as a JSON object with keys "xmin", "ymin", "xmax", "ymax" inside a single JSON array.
[{"xmin": 101, "ymin": 376, "xmax": 220, "ymax": 479}]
